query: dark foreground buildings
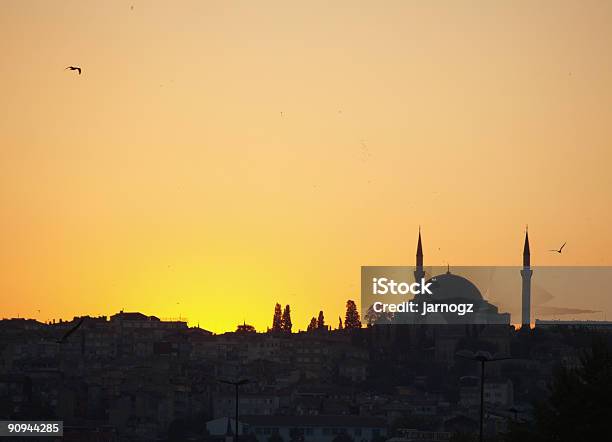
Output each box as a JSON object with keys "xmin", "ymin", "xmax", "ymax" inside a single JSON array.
[{"xmin": 2, "ymin": 311, "xmax": 611, "ymax": 441}]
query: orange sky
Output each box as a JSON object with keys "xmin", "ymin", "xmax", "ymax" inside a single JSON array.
[{"xmin": 1, "ymin": 1, "xmax": 611, "ymax": 332}]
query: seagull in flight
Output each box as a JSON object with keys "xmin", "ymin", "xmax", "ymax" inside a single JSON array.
[
  {"xmin": 549, "ymin": 242, "xmax": 566, "ymax": 254},
  {"xmin": 65, "ymin": 66, "xmax": 82, "ymax": 75}
]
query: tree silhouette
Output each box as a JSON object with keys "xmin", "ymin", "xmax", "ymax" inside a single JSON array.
[
  {"xmin": 344, "ymin": 300, "xmax": 361, "ymax": 329},
  {"xmin": 338, "ymin": 316, "xmax": 343, "ymax": 330},
  {"xmin": 281, "ymin": 304, "xmax": 292, "ymax": 333},
  {"xmin": 364, "ymin": 304, "xmax": 394, "ymax": 325},
  {"xmin": 271, "ymin": 303, "xmax": 282, "ymax": 332},
  {"xmin": 307, "ymin": 317, "xmax": 317, "ymax": 332},
  {"xmin": 317, "ymin": 310, "xmax": 325, "ymax": 329},
  {"xmin": 504, "ymin": 337, "xmax": 612, "ymax": 441}
]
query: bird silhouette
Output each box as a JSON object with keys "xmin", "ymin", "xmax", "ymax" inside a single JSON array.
[
  {"xmin": 549, "ymin": 242, "xmax": 566, "ymax": 254},
  {"xmin": 57, "ymin": 318, "xmax": 84, "ymax": 344},
  {"xmin": 65, "ymin": 66, "xmax": 81, "ymax": 75}
]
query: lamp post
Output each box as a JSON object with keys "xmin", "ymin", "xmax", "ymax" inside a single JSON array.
[
  {"xmin": 219, "ymin": 378, "xmax": 249, "ymax": 441},
  {"xmin": 456, "ymin": 351, "xmax": 512, "ymax": 442}
]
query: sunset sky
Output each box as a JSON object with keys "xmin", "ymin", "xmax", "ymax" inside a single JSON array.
[{"xmin": 1, "ymin": 1, "xmax": 611, "ymax": 332}]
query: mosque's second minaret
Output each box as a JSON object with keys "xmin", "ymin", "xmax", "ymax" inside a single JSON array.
[{"xmin": 521, "ymin": 229, "xmax": 532, "ymax": 328}]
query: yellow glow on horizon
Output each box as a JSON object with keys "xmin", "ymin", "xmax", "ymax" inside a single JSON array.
[{"xmin": 1, "ymin": 1, "xmax": 612, "ymax": 332}]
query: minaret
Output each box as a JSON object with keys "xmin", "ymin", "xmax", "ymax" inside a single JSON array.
[
  {"xmin": 521, "ymin": 228, "xmax": 533, "ymax": 328},
  {"xmin": 414, "ymin": 227, "xmax": 425, "ymax": 282}
]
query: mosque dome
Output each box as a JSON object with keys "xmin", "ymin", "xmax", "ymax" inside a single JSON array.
[{"xmin": 418, "ymin": 271, "xmax": 483, "ymax": 302}]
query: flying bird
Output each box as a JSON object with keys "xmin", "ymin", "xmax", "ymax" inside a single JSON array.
[
  {"xmin": 549, "ymin": 242, "xmax": 566, "ymax": 254},
  {"xmin": 57, "ymin": 318, "xmax": 85, "ymax": 344},
  {"xmin": 65, "ymin": 66, "xmax": 82, "ymax": 75}
]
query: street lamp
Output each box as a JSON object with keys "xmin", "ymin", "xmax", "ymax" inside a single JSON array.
[
  {"xmin": 456, "ymin": 350, "xmax": 512, "ymax": 442},
  {"xmin": 219, "ymin": 378, "xmax": 250, "ymax": 441}
]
